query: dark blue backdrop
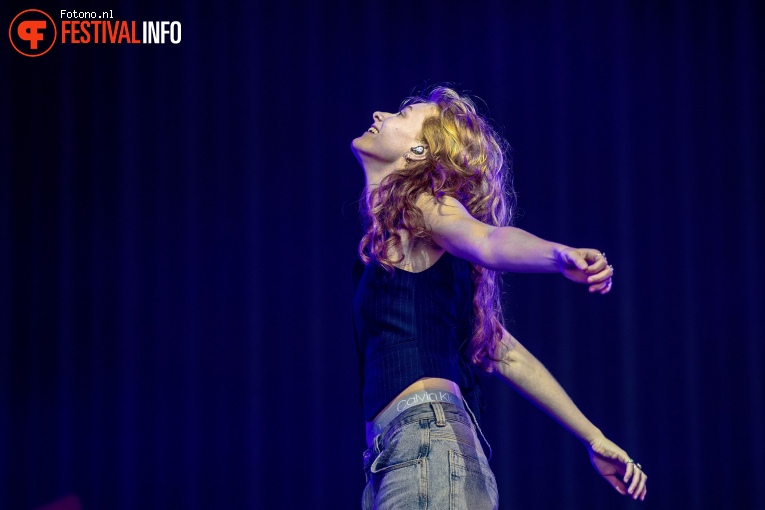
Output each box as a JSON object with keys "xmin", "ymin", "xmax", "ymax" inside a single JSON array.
[{"xmin": 3, "ymin": 0, "xmax": 763, "ymax": 508}]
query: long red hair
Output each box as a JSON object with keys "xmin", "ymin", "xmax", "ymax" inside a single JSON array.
[{"xmin": 359, "ymin": 86, "xmax": 516, "ymax": 370}]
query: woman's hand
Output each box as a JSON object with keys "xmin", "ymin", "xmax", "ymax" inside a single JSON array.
[
  {"xmin": 556, "ymin": 248, "xmax": 613, "ymax": 294},
  {"xmin": 588, "ymin": 435, "xmax": 647, "ymax": 501}
]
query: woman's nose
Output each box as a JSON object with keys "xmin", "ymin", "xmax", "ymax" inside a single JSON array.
[{"xmin": 373, "ymin": 111, "xmax": 390, "ymax": 122}]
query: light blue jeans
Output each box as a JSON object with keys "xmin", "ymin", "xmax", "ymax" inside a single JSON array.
[{"xmin": 362, "ymin": 401, "xmax": 498, "ymax": 509}]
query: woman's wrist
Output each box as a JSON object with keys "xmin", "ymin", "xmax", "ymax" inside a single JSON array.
[
  {"xmin": 551, "ymin": 243, "xmax": 573, "ymax": 272},
  {"xmin": 583, "ymin": 427, "xmax": 606, "ymax": 448}
]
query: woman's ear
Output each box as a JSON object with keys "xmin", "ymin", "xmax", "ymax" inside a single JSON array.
[{"xmin": 406, "ymin": 145, "xmax": 428, "ymax": 162}]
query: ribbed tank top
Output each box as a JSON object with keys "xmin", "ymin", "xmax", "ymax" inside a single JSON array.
[{"xmin": 352, "ymin": 251, "xmax": 483, "ymax": 422}]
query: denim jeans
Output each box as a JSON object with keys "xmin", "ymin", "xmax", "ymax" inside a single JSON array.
[{"xmin": 361, "ymin": 401, "xmax": 498, "ymax": 509}]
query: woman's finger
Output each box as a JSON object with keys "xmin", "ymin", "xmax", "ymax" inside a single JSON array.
[
  {"xmin": 565, "ymin": 250, "xmax": 589, "ymax": 270},
  {"xmin": 587, "ymin": 266, "xmax": 613, "ymax": 284},
  {"xmin": 607, "ymin": 475, "xmax": 627, "ymax": 495},
  {"xmin": 599, "ymin": 279, "xmax": 613, "ymax": 295},
  {"xmin": 633, "ymin": 472, "xmax": 647, "ymax": 500},
  {"xmin": 627, "ymin": 467, "xmax": 641, "ymax": 496},
  {"xmin": 588, "ymin": 279, "xmax": 611, "ymax": 293},
  {"xmin": 585, "ymin": 257, "xmax": 608, "ymax": 273},
  {"xmin": 623, "ymin": 461, "xmax": 633, "ymax": 484}
]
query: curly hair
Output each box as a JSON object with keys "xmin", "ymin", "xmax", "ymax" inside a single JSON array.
[{"xmin": 358, "ymin": 86, "xmax": 516, "ymax": 371}]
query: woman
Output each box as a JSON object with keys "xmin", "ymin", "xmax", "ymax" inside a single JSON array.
[{"xmin": 351, "ymin": 87, "xmax": 647, "ymax": 509}]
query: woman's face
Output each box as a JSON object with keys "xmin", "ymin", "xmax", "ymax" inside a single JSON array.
[{"xmin": 352, "ymin": 102, "xmax": 436, "ymax": 168}]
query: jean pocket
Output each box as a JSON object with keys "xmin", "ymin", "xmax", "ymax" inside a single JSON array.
[
  {"xmin": 370, "ymin": 422, "xmax": 423, "ymax": 475},
  {"xmin": 448, "ymin": 450, "xmax": 498, "ymax": 510}
]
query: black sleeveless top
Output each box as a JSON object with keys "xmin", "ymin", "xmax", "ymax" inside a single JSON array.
[{"xmin": 352, "ymin": 251, "xmax": 483, "ymax": 422}]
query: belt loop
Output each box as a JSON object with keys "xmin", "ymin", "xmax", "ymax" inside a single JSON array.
[{"xmin": 432, "ymin": 402, "xmax": 446, "ymax": 427}]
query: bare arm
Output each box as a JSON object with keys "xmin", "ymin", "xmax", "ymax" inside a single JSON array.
[
  {"xmin": 417, "ymin": 195, "xmax": 613, "ymax": 293},
  {"xmin": 490, "ymin": 328, "xmax": 602, "ymax": 442},
  {"xmin": 489, "ymin": 328, "xmax": 647, "ymax": 500}
]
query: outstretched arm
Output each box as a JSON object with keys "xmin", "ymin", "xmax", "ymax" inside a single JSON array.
[
  {"xmin": 488, "ymin": 327, "xmax": 647, "ymax": 500},
  {"xmin": 417, "ymin": 194, "xmax": 613, "ymax": 293}
]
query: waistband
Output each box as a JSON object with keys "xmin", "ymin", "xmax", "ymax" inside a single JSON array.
[{"xmin": 366, "ymin": 389, "xmax": 465, "ymax": 446}]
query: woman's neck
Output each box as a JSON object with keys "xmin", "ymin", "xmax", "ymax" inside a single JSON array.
[{"xmin": 363, "ymin": 160, "xmax": 400, "ymax": 189}]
